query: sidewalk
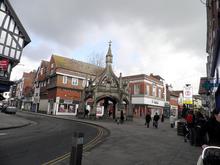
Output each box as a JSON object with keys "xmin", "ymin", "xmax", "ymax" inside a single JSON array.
[
  {"xmin": 0, "ymin": 111, "xmax": 202, "ymax": 165},
  {"xmin": 0, "ymin": 112, "xmax": 32, "ymax": 130},
  {"xmin": 52, "ymin": 116, "xmax": 202, "ymax": 165}
]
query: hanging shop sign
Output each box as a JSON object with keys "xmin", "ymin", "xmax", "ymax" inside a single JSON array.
[{"xmin": 183, "ymin": 84, "xmax": 193, "ymax": 104}]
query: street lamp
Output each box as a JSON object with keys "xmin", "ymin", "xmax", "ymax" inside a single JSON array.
[{"xmin": 0, "ymin": 0, "xmax": 30, "ymax": 93}]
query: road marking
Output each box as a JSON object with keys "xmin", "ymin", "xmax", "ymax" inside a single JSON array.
[
  {"xmin": 42, "ymin": 124, "xmax": 105, "ymax": 165},
  {"xmin": 0, "ymin": 133, "xmax": 7, "ymax": 136}
]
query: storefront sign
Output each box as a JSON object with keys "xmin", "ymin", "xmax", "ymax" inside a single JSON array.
[
  {"xmin": 0, "ymin": 59, "xmax": 9, "ymax": 71},
  {"xmin": 132, "ymin": 97, "xmax": 165, "ymax": 107},
  {"xmin": 183, "ymin": 84, "xmax": 193, "ymax": 104}
]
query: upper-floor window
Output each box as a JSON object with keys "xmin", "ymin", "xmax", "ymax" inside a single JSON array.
[
  {"xmin": 134, "ymin": 84, "xmax": 140, "ymax": 95},
  {"xmin": 72, "ymin": 78, "xmax": 78, "ymax": 86},
  {"xmin": 152, "ymin": 84, "xmax": 156, "ymax": 97},
  {"xmin": 146, "ymin": 84, "xmax": 149, "ymax": 95},
  {"xmin": 47, "ymin": 78, "xmax": 50, "ymax": 84},
  {"xmin": 63, "ymin": 76, "xmax": 67, "ymax": 84},
  {"xmin": 158, "ymin": 88, "xmax": 161, "ymax": 98},
  {"xmin": 51, "ymin": 63, "xmax": 54, "ymax": 68},
  {"xmin": 40, "ymin": 68, "xmax": 43, "ymax": 75}
]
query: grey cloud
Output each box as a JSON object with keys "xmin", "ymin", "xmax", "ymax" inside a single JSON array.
[{"xmin": 10, "ymin": 0, "xmax": 206, "ymax": 54}]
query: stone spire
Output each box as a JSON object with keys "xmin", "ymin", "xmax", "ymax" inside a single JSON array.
[{"xmin": 106, "ymin": 41, "xmax": 113, "ymax": 66}]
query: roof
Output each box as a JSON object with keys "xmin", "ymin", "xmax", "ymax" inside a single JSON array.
[
  {"xmin": 123, "ymin": 74, "xmax": 164, "ymax": 84},
  {"xmin": 52, "ymin": 55, "xmax": 104, "ymax": 76},
  {"xmin": 2, "ymin": 0, "xmax": 31, "ymax": 46}
]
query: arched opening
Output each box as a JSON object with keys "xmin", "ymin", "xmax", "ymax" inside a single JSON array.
[{"xmin": 95, "ymin": 95, "xmax": 119, "ymax": 119}]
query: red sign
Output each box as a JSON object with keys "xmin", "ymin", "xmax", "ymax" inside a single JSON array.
[{"xmin": 0, "ymin": 59, "xmax": 9, "ymax": 71}]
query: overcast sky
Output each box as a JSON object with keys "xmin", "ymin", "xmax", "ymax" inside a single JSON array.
[{"xmin": 10, "ymin": 0, "xmax": 207, "ymax": 94}]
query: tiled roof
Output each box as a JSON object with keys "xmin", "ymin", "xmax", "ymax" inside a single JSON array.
[{"xmin": 52, "ymin": 55, "xmax": 103, "ymax": 76}]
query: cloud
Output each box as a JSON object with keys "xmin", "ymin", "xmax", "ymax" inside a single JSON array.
[{"xmin": 9, "ymin": 0, "xmax": 208, "ymax": 94}]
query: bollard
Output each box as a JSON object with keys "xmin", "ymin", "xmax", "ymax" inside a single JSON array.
[{"xmin": 69, "ymin": 132, "xmax": 84, "ymax": 165}]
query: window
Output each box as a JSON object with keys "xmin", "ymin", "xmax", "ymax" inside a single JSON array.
[
  {"xmin": 63, "ymin": 76, "xmax": 67, "ymax": 84},
  {"xmin": 51, "ymin": 63, "xmax": 54, "ymax": 68},
  {"xmin": 152, "ymin": 84, "xmax": 156, "ymax": 97},
  {"xmin": 134, "ymin": 84, "xmax": 140, "ymax": 95},
  {"xmin": 40, "ymin": 68, "xmax": 43, "ymax": 75},
  {"xmin": 72, "ymin": 78, "xmax": 78, "ymax": 86},
  {"xmin": 158, "ymin": 89, "xmax": 161, "ymax": 98},
  {"xmin": 146, "ymin": 84, "xmax": 149, "ymax": 95}
]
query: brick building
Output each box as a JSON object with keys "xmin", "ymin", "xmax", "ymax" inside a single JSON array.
[
  {"xmin": 16, "ymin": 71, "xmax": 36, "ymax": 110},
  {"xmin": 123, "ymin": 73, "xmax": 165, "ymax": 118},
  {"xmin": 32, "ymin": 54, "xmax": 103, "ymax": 115},
  {"xmin": 32, "ymin": 60, "xmax": 49, "ymax": 112}
]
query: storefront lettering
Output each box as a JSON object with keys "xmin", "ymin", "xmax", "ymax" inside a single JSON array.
[{"xmin": 152, "ymin": 100, "xmax": 159, "ymax": 105}]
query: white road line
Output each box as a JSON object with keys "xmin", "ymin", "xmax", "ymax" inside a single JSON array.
[{"xmin": 0, "ymin": 133, "xmax": 7, "ymax": 136}]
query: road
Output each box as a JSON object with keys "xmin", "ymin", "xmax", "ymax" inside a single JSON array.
[{"xmin": 0, "ymin": 112, "xmax": 99, "ymax": 165}]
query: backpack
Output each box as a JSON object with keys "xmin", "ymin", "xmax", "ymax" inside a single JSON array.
[{"xmin": 186, "ymin": 114, "xmax": 193, "ymax": 123}]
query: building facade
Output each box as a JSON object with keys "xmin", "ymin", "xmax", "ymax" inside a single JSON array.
[
  {"xmin": 32, "ymin": 60, "xmax": 49, "ymax": 113},
  {"xmin": 206, "ymin": 0, "xmax": 220, "ymax": 111},
  {"xmin": 0, "ymin": 0, "xmax": 30, "ymax": 95},
  {"xmin": 40, "ymin": 55, "xmax": 103, "ymax": 115},
  {"xmin": 123, "ymin": 74, "xmax": 165, "ymax": 118}
]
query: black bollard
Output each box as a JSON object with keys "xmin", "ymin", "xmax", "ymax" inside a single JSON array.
[{"xmin": 69, "ymin": 132, "xmax": 84, "ymax": 165}]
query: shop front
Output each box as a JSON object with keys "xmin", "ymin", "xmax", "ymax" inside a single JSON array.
[
  {"xmin": 53, "ymin": 97, "xmax": 79, "ymax": 116},
  {"xmin": 132, "ymin": 96, "xmax": 165, "ymax": 118}
]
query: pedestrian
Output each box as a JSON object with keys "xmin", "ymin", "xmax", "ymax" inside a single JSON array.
[
  {"xmin": 170, "ymin": 115, "xmax": 175, "ymax": 128},
  {"xmin": 194, "ymin": 111, "xmax": 207, "ymax": 146},
  {"xmin": 153, "ymin": 112, "xmax": 160, "ymax": 128},
  {"xmin": 145, "ymin": 112, "xmax": 151, "ymax": 128},
  {"xmin": 120, "ymin": 110, "xmax": 124, "ymax": 124},
  {"xmin": 185, "ymin": 110, "xmax": 195, "ymax": 145},
  {"xmin": 161, "ymin": 114, "xmax": 164, "ymax": 122},
  {"xmin": 197, "ymin": 108, "xmax": 220, "ymax": 165}
]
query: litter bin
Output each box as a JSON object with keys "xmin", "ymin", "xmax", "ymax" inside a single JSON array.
[{"xmin": 177, "ymin": 121, "xmax": 185, "ymax": 136}]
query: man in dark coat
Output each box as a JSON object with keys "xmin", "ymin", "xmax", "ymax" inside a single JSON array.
[
  {"xmin": 153, "ymin": 112, "xmax": 160, "ymax": 128},
  {"xmin": 145, "ymin": 112, "xmax": 151, "ymax": 128},
  {"xmin": 201, "ymin": 108, "xmax": 220, "ymax": 146}
]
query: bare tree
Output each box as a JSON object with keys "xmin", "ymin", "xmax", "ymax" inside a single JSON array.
[{"xmin": 87, "ymin": 52, "xmax": 105, "ymax": 67}]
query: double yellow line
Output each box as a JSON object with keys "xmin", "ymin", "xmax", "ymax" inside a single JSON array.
[{"xmin": 42, "ymin": 125, "xmax": 104, "ymax": 165}]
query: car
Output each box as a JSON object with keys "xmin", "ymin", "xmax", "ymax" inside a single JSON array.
[
  {"xmin": 0, "ymin": 104, "xmax": 8, "ymax": 113},
  {"xmin": 4, "ymin": 106, "xmax": 17, "ymax": 114}
]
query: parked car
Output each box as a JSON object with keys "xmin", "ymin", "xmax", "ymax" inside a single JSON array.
[
  {"xmin": 0, "ymin": 104, "xmax": 8, "ymax": 113},
  {"xmin": 4, "ymin": 106, "xmax": 17, "ymax": 114}
]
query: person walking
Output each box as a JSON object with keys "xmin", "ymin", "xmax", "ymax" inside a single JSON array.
[
  {"xmin": 153, "ymin": 112, "xmax": 160, "ymax": 128},
  {"xmin": 185, "ymin": 110, "xmax": 195, "ymax": 145},
  {"xmin": 161, "ymin": 113, "xmax": 164, "ymax": 122},
  {"xmin": 120, "ymin": 110, "xmax": 124, "ymax": 124},
  {"xmin": 145, "ymin": 112, "xmax": 151, "ymax": 128},
  {"xmin": 197, "ymin": 108, "xmax": 220, "ymax": 165}
]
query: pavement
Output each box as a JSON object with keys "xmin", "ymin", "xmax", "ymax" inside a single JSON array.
[
  {"xmin": 0, "ymin": 112, "xmax": 32, "ymax": 130},
  {"xmin": 0, "ymin": 111, "xmax": 202, "ymax": 165}
]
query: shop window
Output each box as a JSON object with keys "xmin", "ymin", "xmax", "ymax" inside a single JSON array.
[{"xmin": 58, "ymin": 103, "xmax": 77, "ymax": 113}]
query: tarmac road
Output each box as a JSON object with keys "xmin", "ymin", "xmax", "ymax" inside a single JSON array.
[{"xmin": 0, "ymin": 112, "xmax": 102, "ymax": 165}]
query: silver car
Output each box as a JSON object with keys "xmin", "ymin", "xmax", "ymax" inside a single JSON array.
[{"xmin": 5, "ymin": 106, "xmax": 17, "ymax": 114}]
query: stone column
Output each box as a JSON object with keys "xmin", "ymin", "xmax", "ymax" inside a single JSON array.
[{"xmin": 89, "ymin": 102, "xmax": 97, "ymax": 119}]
